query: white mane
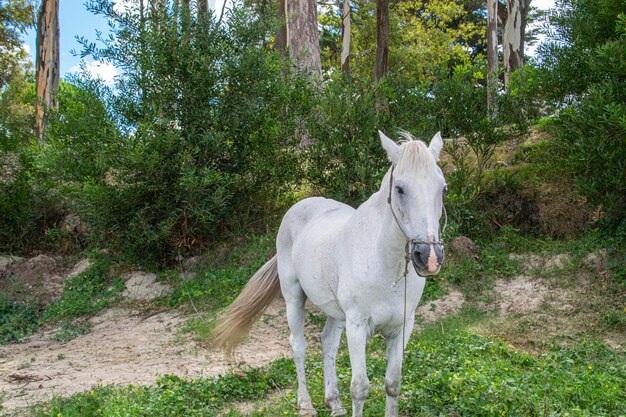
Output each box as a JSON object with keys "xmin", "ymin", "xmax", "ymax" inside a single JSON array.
[{"xmin": 395, "ymin": 131, "xmax": 437, "ymax": 175}]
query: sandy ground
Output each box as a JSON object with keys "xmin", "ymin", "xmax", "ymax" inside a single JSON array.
[
  {"xmin": 0, "ymin": 298, "xmax": 292, "ymax": 412},
  {"xmin": 0, "ymin": 288, "xmax": 469, "ymax": 413}
]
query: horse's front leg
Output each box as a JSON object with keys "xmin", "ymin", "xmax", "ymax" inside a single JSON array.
[
  {"xmin": 384, "ymin": 313, "xmax": 414, "ymax": 417},
  {"xmin": 346, "ymin": 318, "xmax": 370, "ymax": 417}
]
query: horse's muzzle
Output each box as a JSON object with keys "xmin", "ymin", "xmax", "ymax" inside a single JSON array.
[{"xmin": 410, "ymin": 242, "xmax": 444, "ymax": 276}]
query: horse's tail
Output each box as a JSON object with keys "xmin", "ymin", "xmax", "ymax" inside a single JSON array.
[{"xmin": 212, "ymin": 255, "xmax": 280, "ymax": 352}]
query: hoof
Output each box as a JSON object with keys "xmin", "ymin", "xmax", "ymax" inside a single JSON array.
[
  {"xmin": 325, "ymin": 399, "xmax": 347, "ymax": 416},
  {"xmin": 299, "ymin": 403, "xmax": 317, "ymax": 417},
  {"xmin": 331, "ymin": 406, "xmax": 347, "ymax": 416}
]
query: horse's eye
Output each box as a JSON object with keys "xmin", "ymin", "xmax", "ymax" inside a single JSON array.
[{"xmin": 396, "ymin": 186, "xmax": 404, "ymax": 195}]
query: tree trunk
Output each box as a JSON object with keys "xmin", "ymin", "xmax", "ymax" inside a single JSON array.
[
  {"xmin": 35, "ymin": 0, "xmax": 60, "ymax": 141},
  {"xmin": 198, "ymin": 0, "xmax": 209, "ymax": 19},
  {"xmin": 374, "ymin": 0, "xmax": 389, "ymax": 82},
  {"xmin": 486, "ymin": 0, "xmax": 498, "ymax": 113},
  {"xmin": 274, "ymin": 0, "xmax": 287, "ymax": 54},
  {"xmin": 285, "ymin": 0, "xmax": 322, "ymax": 78},
  {"xmin": 502, "ymin": 0, "xmax": 531, "ymax": 86},
  {"xmin": 340, "ymin": 0, "xmax": 351, "ymax": 74}
]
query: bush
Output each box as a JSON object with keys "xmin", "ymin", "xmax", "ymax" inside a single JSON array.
[
  {"xmin": 536, "ymin": 0, "xmax": 626, "ymax": 228},
  {"xmin": 31, "ymin": 1, "xmax": 312, "ymax": 262},
  {"xmin": 552, "ymin": 81, "xmax": 626, "ymax": 226}
]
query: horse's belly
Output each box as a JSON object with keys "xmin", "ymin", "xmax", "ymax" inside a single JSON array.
[{"xmin": 289, "ymin": 205, "xmax": 352, "ymax": 320}]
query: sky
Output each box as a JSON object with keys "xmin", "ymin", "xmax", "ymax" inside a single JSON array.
[{"xmin": 24, "ymin": 0, "xmax": 555, "ymax": 85}]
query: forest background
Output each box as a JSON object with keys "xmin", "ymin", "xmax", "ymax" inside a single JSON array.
[
  {"xmin": 1, "ymin": 0, "xmax": 624, "ymax": 262},
  {"xmin": 0, "ymin": 0, "xmax": 625, "ymax": 416}
]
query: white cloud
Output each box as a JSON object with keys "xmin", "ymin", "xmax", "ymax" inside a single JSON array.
[
  {"xmin": 112, "ymin": 0, "xmax": 137, "ymax": 15},
  {"xmin": 69, "ymin": 60, "xmax": 119, "ymax": 86}
]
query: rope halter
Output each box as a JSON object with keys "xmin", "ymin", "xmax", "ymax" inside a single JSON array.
[{"xmin": 386, "ymin": 164, "xmax": 447, "ymax": 287}]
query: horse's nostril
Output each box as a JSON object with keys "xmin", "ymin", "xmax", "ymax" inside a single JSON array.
[{"xmin": 413, "ymin": 249, "xmax": 428, "ymax": 265}]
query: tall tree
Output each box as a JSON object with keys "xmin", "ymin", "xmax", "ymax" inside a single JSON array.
[
  {"xmin": 502, "ymin": 0, "xmax": 531, "ymax": 86},
  {"xmin": 486, "ymin": 0, "xmax": 498, "ymax": 110},
  {"xmin": 286, "ymin": 0, "xmax": 322, "ymax": 78},
  {"xmin": 35, "ymin": 0, "xmax": 60, "ymax": 141},
  {"xmin": 198, "ymin": 0, "xmax": 208, "ymax": 19},
  {"xmin": 340, "ymin": 0, "xmax": 351, "ymax": 74},
  {"xmin": 274, "ymin": 0, "xmax": 287, "ymax": 54},
  {"xmin": 374, "ymin": 0, "xmax": 389, "ymax": 82}
]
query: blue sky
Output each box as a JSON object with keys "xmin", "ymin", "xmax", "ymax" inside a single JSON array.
[
  {"xmin": 23, "ymin": 0, "xmax": 555, "ymax": 84},
  {"xmin": 25, "ymin": 2, "xmax": 113, "ymax": 80}
]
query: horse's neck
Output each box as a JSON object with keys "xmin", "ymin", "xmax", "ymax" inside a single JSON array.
[{"xmin": 351, "ymin": 170, "xmax": 408, "ymax": 270}]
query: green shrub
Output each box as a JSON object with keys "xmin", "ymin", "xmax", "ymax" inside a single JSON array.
[
  {"xmin": 31, "ymin": 1, "xmax": 312, "ymax": 262},
  {"xmin": 551, "ymin": 82, "xmax": 626, "ymax": 226},
  {"xmin": 536, "ymin": 0, "xmax": 626, "ymax": 229}
]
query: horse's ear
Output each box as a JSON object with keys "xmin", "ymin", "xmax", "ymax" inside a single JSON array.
[
  {"xmin": 429, "ymin": 131, "xmax": 444, "ymax": 162},
  {"xmin": 379, "ymin": 131, "xmax": 401, "ymax": 164}
]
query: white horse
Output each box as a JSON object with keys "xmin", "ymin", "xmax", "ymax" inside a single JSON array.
[{"xmin": 214, "ymin": 131, "xmax": 446, "ymax": 417}]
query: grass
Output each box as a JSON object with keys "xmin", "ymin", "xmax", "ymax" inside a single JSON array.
[
  {"xmin": 0, "ymin": 293, "xmax": 41, "ymax": 344},
  {"xmin": 157, "ymin": 232, "xmax": 277, "ymax": 338},
  {"xmin": 51, "ymin": 320, "xmax": 93, "ymax": 342}
]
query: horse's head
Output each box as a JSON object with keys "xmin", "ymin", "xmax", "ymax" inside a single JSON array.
[{"xmin": 379, "ymin": 130, "xmax": 446, "ymax": 276}]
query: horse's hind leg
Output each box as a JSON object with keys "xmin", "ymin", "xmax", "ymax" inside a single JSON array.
[
  {"xmin": 321, "ymin": 317, "xmax": 347, "ymax": 416},
  {"xmin": 281, "ymin": 277, "xmax": 316, "ymax": 416}
]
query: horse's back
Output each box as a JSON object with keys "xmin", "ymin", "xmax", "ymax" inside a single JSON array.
[
  {"xmin": 276, "ymin": 197, "xmax": 354, "ymax": 317},
  {"xmin": 278, "ymin": 197, "xmax": 354, "ymax": 247}
]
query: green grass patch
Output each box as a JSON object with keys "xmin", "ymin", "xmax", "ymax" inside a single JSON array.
[
  {"xmin": 160, "ymin": 233, "xmax": 276, "ymax": 314},
  {"xmin": 0, "ymin": 293, "xmax": 42, "ymax": 344},
  {"xmin": 51, "ymin": 319, "xmax": 93, "ymax": 342},
  {"xmin": 33, "ymin": 366, "xmax": 294, "ymax": 417},
  {"xmin": 1, "ymin": 252, "xmax": 123, "ymax": 345},
  {"xmin": 42, "ymin": 252, "xmax": 124, "ymax": 322},
  {"xmin": 258, "ymin": 312, "xmax": 626, "ymax": 417}
]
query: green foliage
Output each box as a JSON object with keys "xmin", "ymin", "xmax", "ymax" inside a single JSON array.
[
  {"xmin": 31, "ymin": 1, "xmax": 311, "ymax": 261},
  {"xmin": 34, "ymin": 368, "xmax": 292, "ymax": 417},
  {"xmin": 348, "ymin": 0, "xmax": 486, "ymax": 81},
  {"xmin": 42, "ymin": 252, "xmax": 123, "ymax": 321},
  {"xmin": 551, "ymin": 82, "xmax": 626, "ymax": 226},
  {"xmin": 0, "ymin": 0, "xmax": 34, "ymax": 89},
  {"xmin": 0, "ymin": 292, "xmax": 41, "ymax": 344},
  {"xmin": 538, "ymin": 0, "xmax": 626, "ymax": 102},
  {"xmin": 536, "ymin": 0, "xmax": 626, "ymax": 228},
  {"xmin": 304, "ymin": 74, "xmax": 392, "ymax": 205}
]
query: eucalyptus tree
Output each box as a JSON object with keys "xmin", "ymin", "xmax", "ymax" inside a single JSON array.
[
  {"xmin": 341, "ymin": 0, "xmax": 351, "ymax": 74},
  {"xmin": 501, "ymin": 0, "xmax": 532, "ymax": 86},
  {"xmin": 35, "ymin": 0, "xmax": 60, "ymax": 141},
  {"xmin": 286, "ymin": 0, "xmax": 322, "ymax": 78},
  {"xmin": 486, "ymin": 0, "xmax": 498, "ymax": 110},
  {"xmin": 374, "ymin": 0, "xmax": 389, "ymax": 81}
]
